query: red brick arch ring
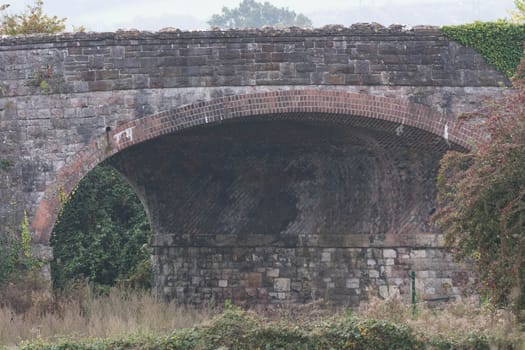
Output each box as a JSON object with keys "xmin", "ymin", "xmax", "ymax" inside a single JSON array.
[{"xmin": 32, "ymin": 89, "xmax": 481, "ymax": 244}]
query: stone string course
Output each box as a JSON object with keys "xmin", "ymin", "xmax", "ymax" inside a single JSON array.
[{"xmin": 0, "ymin": 25, "xmax": 508, "ymax": 306}]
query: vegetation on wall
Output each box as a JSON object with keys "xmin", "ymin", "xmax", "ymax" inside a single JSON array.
[
  {"xmin": 442, "ymin": 21, "xmax": 525, "ymax": 78},
  {"xmin": 0, "ymin": 210, "xmax": 49, "ymax": 314},
  {"xmin": 0, "ymin": 232, "xmax": 28, "ymax": 287},
  {"xmin": 436, "ymin": 7, "xmax": 525, "ymax": 318},
  {"xmin": 434, "ymin": 75, "xmax": 525, "ymax": 316},
  {"xmin": 51, "ymin": 164, "xmax": 152, "ymax": 291}
]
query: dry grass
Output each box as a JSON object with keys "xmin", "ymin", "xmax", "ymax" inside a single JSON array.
[
  {"xmin": 0, "ymin": 285, "xmax": 210, "ymax": 347},
  {"xmin": 359, "ymin": 294, "xmax": 524, "ymax": 344},
  {"xmin": 1, "ymin": 285, "xmax": 523, "ymax": 348}
]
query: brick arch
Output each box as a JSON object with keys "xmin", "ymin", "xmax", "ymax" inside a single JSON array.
[{"xmin": 32, "ymin": 89, "xmax": 481, "ymax": 244}]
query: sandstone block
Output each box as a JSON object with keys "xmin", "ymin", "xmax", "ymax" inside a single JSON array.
[{"xmin": 274, "ymin": 278, "xmax": 291, "ymax": 292}]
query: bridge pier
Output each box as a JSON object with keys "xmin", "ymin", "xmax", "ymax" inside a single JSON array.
[{"xmin": 152, "ymin": 235, "xmax": 470, "ymax": 306}]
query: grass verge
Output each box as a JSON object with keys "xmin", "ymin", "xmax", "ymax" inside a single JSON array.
[{"xmin": 0, "ymin": 286, "xmax": 523, "ymax": 349}]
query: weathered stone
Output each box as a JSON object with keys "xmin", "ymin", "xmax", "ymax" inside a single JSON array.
[
  {"xmin": 218, "ymin": 280, "xmax": 228, "ymax": 288},
  {"xmin": 274, "ymin": 278, "xmax": 291, "ymax": 292},
  {"xmin": 266, "ymin": 268, "xmax": 280, "ymax": 278},
  {"xmin": 346, "ymin": 278, "xmax": 360, "ymax": 289},
  {"xmin": 383, "ymin": 249, "xmax": 397, "ymax": 258}
]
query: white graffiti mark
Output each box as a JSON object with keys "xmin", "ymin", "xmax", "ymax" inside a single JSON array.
[
  {"xmin": 395, "ymin": 124, "xmax": 404, "ymax": 136},
  {"xmin": 443, "ymin": 123, "xmax": 451, "ymax": 147},
  {"xmin": 113, "ymin": 127, "xmax": 133, "ymax": 144}
]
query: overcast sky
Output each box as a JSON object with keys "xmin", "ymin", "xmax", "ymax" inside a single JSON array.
[{"xmin": 3, "ymin": 0, "xmax": 517, "ymax": 32}]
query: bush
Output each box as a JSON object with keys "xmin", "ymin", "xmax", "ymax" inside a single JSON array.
[
  {"xmin": 434, "ymin": 83, "xmax": 525, "ymax": 314},
  {"xmin": 19, "ymin": 306, "xmax": 521, "ymax": 350}
]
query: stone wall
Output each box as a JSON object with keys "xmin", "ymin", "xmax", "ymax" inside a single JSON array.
[
  {"xmin": 0, "ymin": 25, "xmax": 508, "ymax": 100},
  {"xmin": 154, "ymin": 238, "xmax": 470, "ymax": 306}
]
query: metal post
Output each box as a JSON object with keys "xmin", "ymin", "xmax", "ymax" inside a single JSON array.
[{"xmin": 411, "ymin": 271, "xmax": 416, "ymax": 318}]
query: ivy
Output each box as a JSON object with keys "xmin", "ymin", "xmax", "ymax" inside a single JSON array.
[
  {"xmin": 442, "ymin": 20, "xmax": 525, "ymax": 78},
  {"xmin": 20, "ymin": 211, "xmax": 31, "ymax": 260}
]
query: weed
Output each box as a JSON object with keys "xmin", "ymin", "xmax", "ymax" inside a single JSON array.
[{"xmin": 0, "ymin": 159, "xmax": 11, "ymax": 171}]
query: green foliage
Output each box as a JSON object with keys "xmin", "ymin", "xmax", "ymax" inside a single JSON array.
[
  {"xmin": 510, "ymin": 0, "xmax": 525, "ymax": 22},
  {"xmin": 51, "ymin": 164, "xmax": 152, "ymax": 290},
  {"xmin": 0, "ymin": 159, "xmax": 12, "ymax": 171},
  {"xmin": 0, "ymin": 0, "xmax": 66, "ymax": 35},
  {"xmin": 434, "ymin": 85, "xmax": 525, "ymax": 314},
  {"xmin": 21, "ymin": 211, "xmax": 31, "ymax": 260},
  {"xmin": 0, "ymin": 210, "xmax": 45, "ymax": 300},
  {"xmin": 208, "ymin": 0, "xmax": 312, "ymax": 29},
  {"xmin": 442, "ymin": 21, "xmax": 525, "ymax": 78},
  {"xmin": 20, "ymin": 310, "xmax": 517, "ymax": 350},
  {"xmin": 0, "ymin": 233, "xmax": 20, "ymax": 286},
  {"xmin": 27, "ymin": 64, "xmax": 65, "ymax": 94}
]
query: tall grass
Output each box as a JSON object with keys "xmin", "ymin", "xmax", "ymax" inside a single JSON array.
[
  {"xmin": 0, "ymin": 285, "xmax": 210, "ymax": 347},
  {"xmin": 0, "ymin": 285, "xmax": 523, "ymax": 348},
  {"xmin": 359, "ymin": 295, "xmax": 523, "ymax": 345}
]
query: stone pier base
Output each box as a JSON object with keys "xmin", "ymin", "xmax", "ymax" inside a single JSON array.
[{"xmin": 153, "ymin": 234, "xmax": 473, "ymax": 307}]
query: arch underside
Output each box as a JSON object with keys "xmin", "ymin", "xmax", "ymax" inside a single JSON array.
[{"xmin": 111, "ymin": 116, "xmax": 449, "ymax": 241}]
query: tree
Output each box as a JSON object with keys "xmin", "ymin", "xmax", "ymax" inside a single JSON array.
[
  {"xmin": 434, "ymin": 79, "xmax": 525, "ymax": 315},
  {"xmin": 51, "ymin": 165, "xmax": 152, "ymax": 291},
  {"xmin": 208, "ymin": 0, "xmax": 312, "ymax": 29},
  {"xmin": 0, "ymin": 0, "xmax": 66, "ymax": 35},
  {"xmin": 510, "ymin": 0, "xmax": 525, "ymax": 22}
]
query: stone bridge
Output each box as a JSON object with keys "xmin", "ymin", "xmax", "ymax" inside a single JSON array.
[{"xmin": 0, "ymin": 24, "xmax": 510, "ymax": 306}]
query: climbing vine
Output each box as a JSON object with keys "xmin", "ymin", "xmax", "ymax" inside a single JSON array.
[{"xmin": 442, "ymin": 20, "xmax": 525, "ymax": 78}]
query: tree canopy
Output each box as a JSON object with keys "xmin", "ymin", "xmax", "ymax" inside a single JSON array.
[
  {"xmin": 510, "ymin": 0, "xmax": 525, "ymax": 22},
  {"xmin": 208, "ymin": 0, "xmax": 312, "ymax": 29},
  {"xmin": 0, "ymin": 0, "xmax": 66, "ymax": 35}
]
